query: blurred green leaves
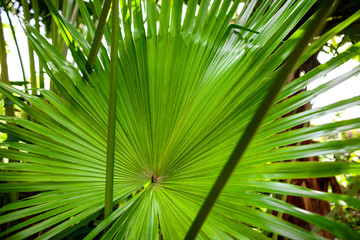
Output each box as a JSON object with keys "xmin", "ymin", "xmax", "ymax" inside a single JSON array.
[{"xmin": 0, "ymin": 0, "xmax": 360, "ymax": 239}]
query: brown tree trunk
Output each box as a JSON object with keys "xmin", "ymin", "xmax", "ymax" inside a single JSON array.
[{"xmin": 280, "ymin": 54, "xmax": 342, "ymax": 239}]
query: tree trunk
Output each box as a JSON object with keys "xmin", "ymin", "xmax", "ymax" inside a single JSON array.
[{"xmin": 280, "ymin": 54, "xmax": 342, "ymax": 239}]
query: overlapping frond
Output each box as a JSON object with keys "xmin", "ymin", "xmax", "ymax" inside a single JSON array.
[{"xmin": 1, "ymin": 0, "xmax": 360, "ymax": 239}]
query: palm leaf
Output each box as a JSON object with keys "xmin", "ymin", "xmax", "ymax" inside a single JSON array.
[{"xmin": 1, "ymin": 0, "xmax": 360, "ymax": 239}]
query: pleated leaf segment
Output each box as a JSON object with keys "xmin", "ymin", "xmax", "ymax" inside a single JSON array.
[{"xmin": 1, "ymin": 0, "xmax": 360, "ymax": 239}]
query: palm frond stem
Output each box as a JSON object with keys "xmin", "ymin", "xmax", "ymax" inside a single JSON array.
[
  {"xmin": 70, "ymin": 2, "xmax": 79, "ymax": 24},
  {"xmin": 0, "ymin": 13, "xmax": 14, "ymax": 117},
  {"xmin": 184, "ymin": 1, "xmax": 340, "ymax": 239},
  {"xmin": 50, "ymin": 0, "xmax": 59, "ymax": 91},
  {"xmin": 87, "ymin": 0, "xmax": 112, "ymax": 72},
  {"xmin": 104, "ymin": 0, "xmax": 119, "ymax": 219},
  {"xmin": 32, "ymin": 0, "xmax": 45, "ymax": 89},
  {"xmin": 20, "ymin": 0, "xmax": 37, "ymax": 96}
]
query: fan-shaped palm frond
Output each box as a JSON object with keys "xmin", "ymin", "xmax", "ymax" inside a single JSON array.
[{"xmin": 1, "ymin": 0, "xmax": 360, "ymax": 239}]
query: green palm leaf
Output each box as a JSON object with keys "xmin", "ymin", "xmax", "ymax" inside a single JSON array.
[{"xmin": 1, "ymin": 0, "xmax": 360, "ymax": 239}]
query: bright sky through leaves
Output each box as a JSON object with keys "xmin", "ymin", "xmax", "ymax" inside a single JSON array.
[{"xmin": 309, "ymin": 36, "xmax": 360, "ymax": 125}]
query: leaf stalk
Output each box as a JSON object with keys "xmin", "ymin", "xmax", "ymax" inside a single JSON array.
[
  {"xmin": 86, "ymin": 0, "xmax": 112, "ymax": 72},
  {"xmin": 104, "ymin": 0, "xmax": 119, "ymax": 219},
  {"xmin": 184, "ymin": 1, "xmax": 339, "ymax": 239}
]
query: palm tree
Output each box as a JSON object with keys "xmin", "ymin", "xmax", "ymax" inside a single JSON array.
[{"xmin": 1, "ymin": 0, "xmax": 360, "ymax": 239}]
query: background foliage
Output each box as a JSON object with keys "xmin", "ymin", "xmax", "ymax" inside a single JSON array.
[{"xmin": 1, "ymin": 0, "xmax": 360, "ymax": 239}]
